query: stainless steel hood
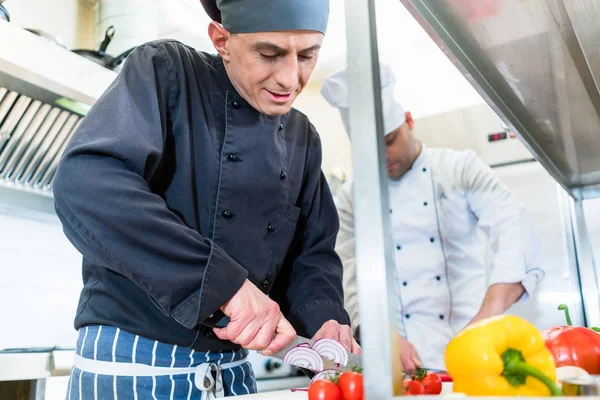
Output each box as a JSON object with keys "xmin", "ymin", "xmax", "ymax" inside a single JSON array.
[
  {"xmin": 0, "ymin": 20, "xmax": 116, "ymax": 210},
  {"xmin": 400, "ymin": 0, "xmax": 600, "ymax": 200}
]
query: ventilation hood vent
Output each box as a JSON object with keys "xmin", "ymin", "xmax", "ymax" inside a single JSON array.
[
  {"xmin": 0, "ymin": 20, "xmax": 116, "ymax": 210},
  {"xmin": 0, "ymin": 88, "xmax": 81, "ymax": 193}
]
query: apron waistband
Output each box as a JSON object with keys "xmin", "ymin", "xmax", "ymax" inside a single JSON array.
[{"xmin": 74, "ymin": 353, "xmax": 248, "ymax": 399}]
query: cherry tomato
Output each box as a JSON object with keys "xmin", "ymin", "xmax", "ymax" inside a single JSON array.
[
  {"xmin": 403, "ymin": 380, "xmax": 424, "ymax": 395},
  {"xmin": 308, "ymin": 379, "xmax": 342, "ymax": 400},
  {"xmin": 338, "ymin": 371, "xmax": 364, "ymax": 400},
  {"xmin": 420, "ymin": 372, "xmax": 442, "ymax": 395},
  {"xmin": 408, "ymin": 381, "xmax": 425, "ymax": 395}
]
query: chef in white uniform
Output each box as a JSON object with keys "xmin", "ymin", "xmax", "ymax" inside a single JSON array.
[{"xmin": 320, "ymin": 64, "xmax": 545, "ymax": 372}]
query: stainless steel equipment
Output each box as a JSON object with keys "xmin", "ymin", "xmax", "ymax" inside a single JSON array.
[
  {"xmin": 0, "ymin": 20, "xmax": 116, "ymax": 210},
  {"xmin": 562, "ymin": 375, "xmax": 600, "ymax": 396}
]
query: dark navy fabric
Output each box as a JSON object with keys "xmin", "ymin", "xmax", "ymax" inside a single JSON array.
[
  {"xmin": 53, "ymin": 39, "xmax": 349, "ymax": 352},
  {"xmin": 217, "ymin": 0, "xmax": 330, "ymax": 34},
  {"xmin": 67, "ymin": 325, "xmax": 256, "ymax": 399}
]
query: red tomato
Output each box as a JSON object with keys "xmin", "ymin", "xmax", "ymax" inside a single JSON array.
[
  {"xmin": 308, "ymin": 379, "xmax": 341, "ymax": 400},
  {"xmin": 420, "ymin": 372, "xmax": 442, "ymax": 395},
  {"xmin": 338, "ymin": 371, "xmax": 364, "ymax": 400},
  {"xmin": 404, "ymin": 380, "xmax": 424, "ymax": 395}
]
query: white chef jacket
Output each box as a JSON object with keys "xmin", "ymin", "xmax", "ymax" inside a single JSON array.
[{"xmin": 336, "ymin": 145, "xmax": 544, "ymax": 370}]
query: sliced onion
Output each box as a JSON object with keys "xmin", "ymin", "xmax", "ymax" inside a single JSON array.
[
  {"xmin": 311, "ymin": 369, "xmax": 340, "ymax": 384},
  {"xmin": 312, "ymin": 338, "xmax": 349, "ymax": 367},
  {"xmin": 283, "ymin": 347, "xmax": 324, "ymax": 371},
  {"xmin": 295, "ymin": 343, "xmax": 312, "ymax": 348}
]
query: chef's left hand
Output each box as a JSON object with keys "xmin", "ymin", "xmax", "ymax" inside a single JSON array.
[{"xmin": 312, "ymin": 320, "xmax": 361, "ymax": 355}]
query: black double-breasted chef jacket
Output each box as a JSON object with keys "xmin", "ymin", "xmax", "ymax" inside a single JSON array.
[{"xmin": 53, "ymin": 40, "xmax": 350, "ymax": 351}]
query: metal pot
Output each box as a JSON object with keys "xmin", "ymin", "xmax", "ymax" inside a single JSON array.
[
  {"xmin": 562, "ymin": 375, "xmax": 600, "ymax": 396},
  {"xmin": 71, "ymin": 26, "xmax": 135, "ymax": 71}
]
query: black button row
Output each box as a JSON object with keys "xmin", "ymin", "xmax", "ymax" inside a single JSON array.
[
  {"xmin": 403, "ymin": 314, "xmax": 445, "ymax": 320},
  {"xmin": 400, "ymin": 276, "xmax": 442, "ymax": 287}
]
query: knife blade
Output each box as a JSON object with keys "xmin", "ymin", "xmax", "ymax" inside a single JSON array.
[{"xmin": 201, "ymin": 311, "xmax": 362, "ymax": 373}]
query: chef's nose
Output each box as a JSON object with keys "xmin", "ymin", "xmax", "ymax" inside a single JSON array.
[{"xmin": 273, "ymin": 56, "xmax": 298, "ymax": 91}]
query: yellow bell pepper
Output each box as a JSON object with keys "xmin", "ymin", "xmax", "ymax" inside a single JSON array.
[{"xmin": 444, "ymin": 315, "xmax": 563, "ymax": 396}]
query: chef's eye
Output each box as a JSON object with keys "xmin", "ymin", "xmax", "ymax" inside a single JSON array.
[
  {"xmin": 260, "ymin": 53, "xmax": 279, "ymax": 61},
  {"xmin": 298, "ymin": 54, "xmax": 314, "ymax": 62}
]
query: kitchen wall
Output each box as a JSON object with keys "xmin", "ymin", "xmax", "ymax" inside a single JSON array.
[
  {"xmin": 0, "ymin": 204, "xmax": 82, "ymax": 350},
  {"xmin": 3, "ymin": 0, "xmax": 96, "ymax": 49}
]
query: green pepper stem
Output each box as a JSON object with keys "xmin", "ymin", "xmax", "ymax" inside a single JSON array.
[
  {"xmin": 503, "ymin": 349, "xmax": 563, "ymax": 396},
  {"xmin": 507, "ymin": 362, "xmax": 563, "ymax": 396},
  {"xmin": 558, "ymin": 304, "xmax": 572, "ymax": 326}
]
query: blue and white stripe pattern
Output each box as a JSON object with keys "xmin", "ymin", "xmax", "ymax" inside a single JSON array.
[{"xmin": 67, "ymin": 325, "xmax": 256, "ymax": 399}]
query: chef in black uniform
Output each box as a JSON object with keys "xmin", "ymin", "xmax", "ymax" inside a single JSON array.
[{"xmin": 54, "ymin": 0, "xmax": 359, "ymax": 398}]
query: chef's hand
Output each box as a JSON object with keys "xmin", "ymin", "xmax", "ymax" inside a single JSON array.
[
  {"xmin": 312, "ymin": 320, "xmax": 361, "ymax": 355},
  {"xmin": 213, "ymin": 279, "xmax": 296, "ymax": 356},
  {"xmin": 398, "ymin": 334, "xmax": 421, "ymax": 374}
]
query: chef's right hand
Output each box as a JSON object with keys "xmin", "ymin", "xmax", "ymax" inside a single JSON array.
[
  {"xmin": 398, "ymin": 334, "xmax": 422, "ymax": 374},
  {"xmin": 213, "ymin": 279, "xmax": 296, "ymax": 356}
]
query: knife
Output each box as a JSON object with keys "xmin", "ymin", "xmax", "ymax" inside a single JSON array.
[{"xmin": 202, "ymin": 311, "xmax": 362, "ymax": 373}]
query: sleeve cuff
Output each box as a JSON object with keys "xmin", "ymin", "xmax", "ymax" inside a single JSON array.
[
  {"xmin": 171, "ymin": 240, "xmax": 248, "ymax": 329},
  {"xmin": 519, "ymin": 268, "xmax": 545, "ymax": 301},
  {"xmin": 488, "ymin": 250, "xmax": 527, "ymax": 287},
  {"xmin": 289, "ymin": 300, "xmax": 350, "ymax": 337}
]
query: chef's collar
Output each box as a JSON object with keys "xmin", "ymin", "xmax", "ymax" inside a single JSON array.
[{"xmin": 200, "ymin": 0, "xmax": 330, "ymax": 34}]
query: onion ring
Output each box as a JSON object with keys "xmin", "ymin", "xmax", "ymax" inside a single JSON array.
[
  {"xmin": 312, "ymin": 338, "xmax": 349, "ymax": 367},
  {"xmin": 283, "ymin": 347, "xmax": 324, "ymax": 371}
]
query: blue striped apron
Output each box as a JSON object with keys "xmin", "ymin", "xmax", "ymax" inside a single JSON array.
[{"xmin": 66, "ymin": 326, "xmax": 257, "ymax": 399}]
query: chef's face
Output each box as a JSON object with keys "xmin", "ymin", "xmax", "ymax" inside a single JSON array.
[
  {"xmin": 385, "ymin": 112, "xmax": 419, "ymax": 180},
  {"xmin": 209, "ymin": 22, "xmax": 323, "ymax": 116}
]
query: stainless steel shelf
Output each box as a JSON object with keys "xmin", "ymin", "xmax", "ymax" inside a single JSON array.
[{"xmin": 400, "ymin": 0, "xmax": 600, "ymax": 200}]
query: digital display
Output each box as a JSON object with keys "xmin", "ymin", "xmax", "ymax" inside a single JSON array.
[{"xmin": 488, "ymin": 131, "xmax": 508, "ymax": 142}]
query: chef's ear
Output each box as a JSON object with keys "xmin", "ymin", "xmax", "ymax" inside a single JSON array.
[
  {"xmin": 405, "ymin": 111, "xmax": 415, "ymax": 130},
  {"xmin": 208, "ymin": 21, "xmax": 232, "ymax": 61}
]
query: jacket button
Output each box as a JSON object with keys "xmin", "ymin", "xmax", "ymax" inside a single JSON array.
[
  {"xmin": 228, "ymin": 154, "xmax": 240, "ymax": 162},
  {"xmin": 436, "ymin": 275, "xmax": 441, "ymax": 281},
  {"xmin": 267, "ymin": 223, "xmax": 275, "ymax": 232},
  {"xmin": 205, "ymin": 331, "xmax": 215, "ymax": 339},
  {"xmin": 405, "ymin": 314, "xmax": 410, "ymax": 319},
  {"xmin": 430, "ymin": 237, "xmax": 435, "ymax": 243},
  {"xmin": 279, "ymin": 123, "xmax": 284, "ymax": 131},
  {"xmin": 402, "ymin": 281, "xmax": 407, "ymax": 286},
  {"xmin": 280, "ymin": 171, "xmax": 287, "ymax": 179},
  {"xmin": 232, "ymin": 101, "xmax": 241, "ymax": 109},
  {"xmin": 439, "ymin": 315, "xmax": 444, "ymax": 320},
  {"xmin": 422, "ymin": 167, "xmax": 427, "ymax": 172},
  {"xmin": 396, "ymin": 245, "xmax": 401, "ymax": 250},
  {"xmin": 222, "ymin": 210, "xmax": 233, "ymax": 219},
  {"xmin": 389, "ymin": 209, "xmax": 393, "ymax": 214},
  {"xmin": 424, "ymin": 201, "xmax": 428, "ymax": 206},
  {"xmin": 262, "ymin": 279, "xmax": 269, "ymax": 288}
]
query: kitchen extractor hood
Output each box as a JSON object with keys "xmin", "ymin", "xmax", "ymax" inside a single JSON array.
[
  {"xmin": 0, "ymin": 20, "xmax": 116, "ymax": 209},
  {"xmin": 400, "ymin": 0, "xmax": 600, "ymax": 200}
]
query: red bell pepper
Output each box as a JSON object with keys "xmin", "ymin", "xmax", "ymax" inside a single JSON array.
[{"xmin": 541, "ymin": 304, "xmax": 600, "ymax": 374}]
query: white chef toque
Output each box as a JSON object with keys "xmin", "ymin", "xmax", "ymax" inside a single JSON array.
[{"xmin": 320, "ymin": 63, "xmax": 406, "ymax": 137}]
